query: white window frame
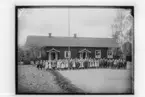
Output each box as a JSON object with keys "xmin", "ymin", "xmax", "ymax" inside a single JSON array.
[
  {"xmin": 64, "ymin": 51, "xmax": 71, "ymax": 58},
  {"xmin": 107, "ymin": 50, "xmax": 113, "ymax": 58},
  {"xmin": 95, "ymin": 50, "xmax": 101, "ymax": 58}
]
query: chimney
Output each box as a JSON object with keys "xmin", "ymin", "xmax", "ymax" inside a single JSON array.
[
  {"xmin": 48, "ymin": 33, "xmax": 51, "ymax": 38},
  {"xmin": 74, "ymin": 33, "xmax": 77, "ymax": 38}
]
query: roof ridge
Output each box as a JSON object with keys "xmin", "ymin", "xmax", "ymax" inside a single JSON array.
[{"xmin": 27, "ymin": 35, "xmax": 113, "ymax": 39}]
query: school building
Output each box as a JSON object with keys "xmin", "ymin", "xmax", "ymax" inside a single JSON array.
[{"xmin": 25, "ymin": 33, "xmax": 119, "ymax": 60}]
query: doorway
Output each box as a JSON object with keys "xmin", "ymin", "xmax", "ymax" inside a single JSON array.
[
  {"xmin": 81, "ymin": 52, "xmax": 88, "ymax": 59},
  {"xmin": 47, "ymin": 48, "xmax": 60, "ymax": 60},
  {"xmin": 51, "ymin": 52, "xmax": 56, "ymax": 60},
  {"xmin": 49, "ymin": 52, "xmax": 58, "ymax": 60},
  {"xmin": 83, "ymin": 52, "xmax": 87, "ymax": 59}
]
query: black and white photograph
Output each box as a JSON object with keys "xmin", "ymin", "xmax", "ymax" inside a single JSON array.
[{"xmin": 16, "ymin": 6, "xmax": 134, "ymax": 94}]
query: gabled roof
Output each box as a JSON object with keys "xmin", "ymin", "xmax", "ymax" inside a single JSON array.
[
  {"xmin": 25, "ymin": 35, "xmax": 118, "ymax": 48},
  {"xmin": 46, "ymin": 48, "xmax": 60, "ymax": 52},
  {"xmin": 79, "ymin": 48, "xmax": 91, "ymax": 53}
]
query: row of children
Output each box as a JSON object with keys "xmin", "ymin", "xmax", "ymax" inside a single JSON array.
[{"xmin": 33, "ymin": 58, "xmax": 127, "ymax": 70}]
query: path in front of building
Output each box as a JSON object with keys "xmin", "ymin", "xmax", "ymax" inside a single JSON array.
[{"xmin": 59, "ymin": 68, "xmax": 133, "ymax": 93}]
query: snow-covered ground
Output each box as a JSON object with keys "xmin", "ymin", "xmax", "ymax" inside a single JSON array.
[{"xmin": 59, "ymin": 69, "xmax": 133, "ymax": 93}]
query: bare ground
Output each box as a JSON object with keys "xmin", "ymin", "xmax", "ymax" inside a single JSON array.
[
  {"xmin": 18, "ymin": 65, "xmax": 63, "ymax": 93},
  {"xmin": 59, "ymin": 68, "xmax": 133, "ymax": 93},
  {"xmin": 17, "ymin": 65, "xmax": 83, "ymax": 94},
  {"xmin": 17, "ymin": 65, "xmax": 133, "ymax": 94}
]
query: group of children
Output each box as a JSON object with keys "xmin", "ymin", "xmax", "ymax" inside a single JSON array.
[{"xmin": 32, "ymin": 58, "xmax": 127, "ymax": 70}]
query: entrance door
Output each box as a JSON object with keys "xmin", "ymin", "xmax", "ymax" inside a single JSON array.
[
  {"xmin": 51, "ymin": 52, "xmax": 56, "ymax": 60},
  {"xmin": 81, "ymin": 52, "xmax": 88, "ymax": 59},
  {"xmin": 48, "ymin": 48, "xmax": 59, "ymax": 60},
  {"xmin": 79, "ymin": 48, "xmax": 91, "ymax": 59},
  {"xmin": 83, "ymin": 52, "xmax": 86, "ymax": 59}
]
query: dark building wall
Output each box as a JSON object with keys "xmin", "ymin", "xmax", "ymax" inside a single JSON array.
[
  {"xmin": 70, "ymin": 47, "xmax": 108, "ymax": 59},
  {"xmin": 42, "ymin": 46, "xmax": 109, "ymax": 59},
  {"xmin": 43, "ymin": 46, "xmax": 68, "ymax": 59}
]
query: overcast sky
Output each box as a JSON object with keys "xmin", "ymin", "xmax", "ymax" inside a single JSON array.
[{"xmin": 18, "ymin": 8, "xmax": 121, "ymax": 45}]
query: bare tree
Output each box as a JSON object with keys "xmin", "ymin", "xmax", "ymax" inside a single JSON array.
[
  {"xmin": 111, "ymin": 9, "xmax": 133, "ymax": 57},
  {"xmin": 27, "ymin": 44, "xmax": 42, "ymax": 61},
  {"xmin": 18, "ymin": 45, "xmax": 24, "ymax": 62}
]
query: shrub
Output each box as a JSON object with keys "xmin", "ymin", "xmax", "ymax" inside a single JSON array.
[{"xmin": 23, "ymin": 60, "xmax": 31, "ymax": 65}]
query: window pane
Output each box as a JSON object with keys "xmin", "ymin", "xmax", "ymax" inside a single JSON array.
[
  {"xmin": 65, "ymin": 51, "xmax": 71, "ymax": 58},
  {"xmin": 107, "ymin": 50, "xmax": 113, "ymax": 58},
  {"xmin": 95, "ymin": 50, "xmax": 101, "ymax": 58}
]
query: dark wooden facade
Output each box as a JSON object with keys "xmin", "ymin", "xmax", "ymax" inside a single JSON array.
[
  {"xmin": 41, "ymin": 46, "xmax": 109, "ymax": 60},
  {"xmin": 25, "ymin": 35, "xmax": 119, "ymax": 60}
]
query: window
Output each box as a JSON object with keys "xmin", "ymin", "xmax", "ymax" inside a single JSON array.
[
  {"xmin": 64, "ymin": 51, "xmax": 71, "ymax": 58},
  {"xmin": 107, "ymin": 50, "xmax": 113, "ymax": 58},
  {"xmin": 95, "ymin": 50, "xmax": 101, "ymax": 58}
]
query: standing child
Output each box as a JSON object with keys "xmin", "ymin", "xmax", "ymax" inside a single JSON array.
[
  {"xmin": 45, "ymin": 60, "xmax": 48, "ymax": 70},
  {"xmin": 48, "ymin": 60, "xmax": 52, "ymax": 70}
]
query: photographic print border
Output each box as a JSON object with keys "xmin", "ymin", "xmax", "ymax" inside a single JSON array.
[{"xmin": 15, "ymin": 5, "xmax": 134, "ymax": 95}]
